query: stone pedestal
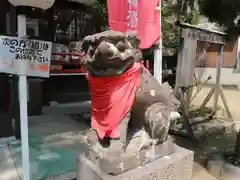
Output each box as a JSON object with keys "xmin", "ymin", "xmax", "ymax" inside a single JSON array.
[{"xmin": 77, "ymin": 144, "xmax": 194, "ymax": 180}]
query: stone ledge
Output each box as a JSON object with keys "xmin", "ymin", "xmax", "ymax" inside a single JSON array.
[
  {"xmin": 77, "ymin": 145, "xmax": 194, "ymax": 180},
  {"xmin": 170, "ymin": 118, "xmax": 235, "ymax": 140},
  {"xmin": 206, "ymin": 152, "xmax": 240, "ymax": 180}
]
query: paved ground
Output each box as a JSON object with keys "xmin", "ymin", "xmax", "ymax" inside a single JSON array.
[
  {"xmin": 0, "ymin": 145, "xmax": 19, "ymax": 180},
  {"xmin": 0, "ymin": 102, "xmax": 90, "ymax": 180},
  {"xmin": 192, "ymin": 86, "xmax": 240, "ymax": 130},
  {"xmin": 192, "ymin": 163, "xmax": 218, "ymax": 180},
  {"xmin": 184, "ymin": 86, "xmax": 240, "ymax": 180}
]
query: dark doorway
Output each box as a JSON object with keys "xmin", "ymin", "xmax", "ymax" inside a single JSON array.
[{"xmin": 0, "ymin": 0, "xmax": 14, "ymax": 139}]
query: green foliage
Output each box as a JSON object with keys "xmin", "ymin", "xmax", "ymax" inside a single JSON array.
[
  {"xmin": 200, "ymin": 0, "xmax": 240, "ymax": 40},
  {"xmin": 185, "ymin": 9, "xmax": 200, "ymax": 24},
  {"xmin": 97, "ymin": 0, "xmax": 107, "ymax": 6},
  {"xmin": 162, "ymin": 1, "xmax": 200, "ymax": 50},
  {"xmin": 95, "ymin": 0, "xmax": 200, "ymax": 51}
]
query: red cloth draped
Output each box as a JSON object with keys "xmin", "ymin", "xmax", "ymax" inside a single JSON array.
[
  {"xmin": 107, "ymin": 0, "xmax": 160, "ymax": 49},
  {"xmin": 87, "ymin": 63, "xmax": 142, "ymax": 139}
]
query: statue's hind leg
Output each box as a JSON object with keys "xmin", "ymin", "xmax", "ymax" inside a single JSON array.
[{"xmin": 138, "ymin": 102, "xmax": 170, "ymax": 151}]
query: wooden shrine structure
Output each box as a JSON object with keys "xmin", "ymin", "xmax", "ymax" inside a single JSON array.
[{"xmin": 174, "ymin": 22, "xmax": 232, "ymax": 140}]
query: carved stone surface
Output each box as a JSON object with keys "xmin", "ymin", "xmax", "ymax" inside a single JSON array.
[
  {"xmin": 79, "ymin": 30, "xmax": 142, "ymax": 76},
  {"xmin": 86, "ymin": 138, "xmax": 175, "ymax": 175},
  {"xmin": 76, "ymin": 31, "xmax": 181, "ymax": 179},
  {"xmin": 77, "ymin": 144, "xmax": 194, "ymax": 180}
]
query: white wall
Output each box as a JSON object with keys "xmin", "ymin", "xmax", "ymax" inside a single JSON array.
[
  {"xmin": 195, "ymin": 67, "xmax": 240, "ymax": 86},
  {"xmin": 194, "ymin": 37, "xmax": 240, "ymax": 87}
]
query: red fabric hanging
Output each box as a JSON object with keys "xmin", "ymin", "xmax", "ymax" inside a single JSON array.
[
  {"xmin": 107, "ymin": 0, "xmax": 160, "ymax": 49},
  {"xmin": 107, "ymin": 0, "xmax": 129, "ymax": 32},
  {"xmin": 87, "ymin": 62, "xmax": 142, "ymax": 139}
]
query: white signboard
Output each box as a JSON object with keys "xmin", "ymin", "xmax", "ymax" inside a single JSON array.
[
  {"xmin": 0, "ymin": 36, "xmax": 52, "ymax": 77},
  {"xmin": 182, "ymin": 28, "xmax": 225, "ymax": 44}
]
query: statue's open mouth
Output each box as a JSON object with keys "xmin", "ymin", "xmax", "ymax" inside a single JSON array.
[{"xmin": 83, "ymin": 59, "xmax": 134, "ymax": 77}]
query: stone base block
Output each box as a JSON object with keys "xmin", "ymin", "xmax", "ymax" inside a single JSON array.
[
  {"xmin": 86, "ymin": 139, "xmax": 176, "ymax": 175},
  {"xmin": 170, "ymin": 117, "xmax": 235, "ymax": 140},
  {"xmin": 77, "ymin": 145, "xmax": 194, "ymax": 180}
]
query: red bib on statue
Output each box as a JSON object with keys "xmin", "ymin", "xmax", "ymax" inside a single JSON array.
[{"xmin": 87, "ymin": 63, "xmax": 141, "ymax": 139}]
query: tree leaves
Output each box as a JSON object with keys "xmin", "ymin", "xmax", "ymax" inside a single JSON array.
[
  {"xmin": 162, "ymin": 0, "xmax": 200, "ymax": 50},
  {"xmin": 95, "ymin": 0, "xmax": 200, "ymax": 51},
  {"xmin": 200, "ymin": 0, "xmax": 240, "ymax": 40}
]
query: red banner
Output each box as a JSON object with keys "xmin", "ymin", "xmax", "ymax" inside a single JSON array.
[{"xmin": 107, "ymin": 0, "xmax": 160, "ymax": 49}]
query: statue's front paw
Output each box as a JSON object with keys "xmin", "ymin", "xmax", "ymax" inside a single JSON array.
[
  {"xmin": 138, "ymin": 139, "xmax": 152, "ymax": 152},
  {"xmin": 137, "ymin": 130, "xmax": 153, "ymax": 152},
  {"xmin": 85, "ymin": 129, "xmax": 99, "ymax": 145},
  {"xmin": 138, "ymin": 139, "xmax": 159, "ymax": 152}
]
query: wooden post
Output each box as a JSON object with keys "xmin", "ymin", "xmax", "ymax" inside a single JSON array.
[{"xmin": 213, "ymin": 44, "xmax": 223, "ymax": 111}]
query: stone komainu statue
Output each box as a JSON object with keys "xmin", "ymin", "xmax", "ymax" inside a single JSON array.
[{"xmin": 77, "ymin": 30, "xmax": 179, "ymax": 153}]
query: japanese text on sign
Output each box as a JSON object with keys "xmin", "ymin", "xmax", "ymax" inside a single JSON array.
[
  {"xmin": 2, "ymin": 37, "xmax": 50, "ymax": 63},
  {"xmin": 0, "ymin": 36, "xmax": 52, "ymax": 77},
  {"xmin": 127, "ymin": 0, "xmax": 138, "ymax": 30},
  {"xmin": 183, "ymin": 29, "xmax": 225, "ymax": 44}
]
